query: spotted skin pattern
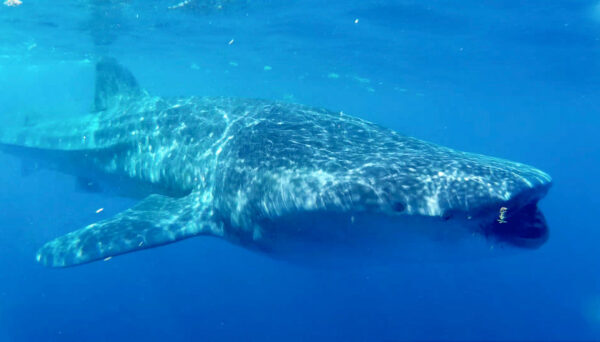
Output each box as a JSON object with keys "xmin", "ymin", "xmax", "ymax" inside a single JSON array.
[{"xmin": 0, "ymin": 59, "xmax": 552, "ymax": 267}]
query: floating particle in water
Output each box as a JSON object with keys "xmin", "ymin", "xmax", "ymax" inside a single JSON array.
[
  {"xmin": 354, "ymin": 18, "xmax": 359, "ymax": 24},
  {"xmin": 497, "ymin": 207, "xmax": 508, "ymax": 223},
  {"xmin": 352, "ymin": 75, "xmax": 370, "ymax": 84},
  {"xmin": 103, "ymin": 256, "xmax": 112, "ymax": 261},
  {"xmin": 327, "ymin": 73, "xmax": 340, "ymax": 79},
  {"xmin": 96, "ymin": 208, "xmax": 104, "ymax": 214},
  {"xmin": 168, "ymin": 0, "xmax": 191, "ymax": 10},
  {"xmin": 263, "ymin": 65, "xmax": 272, "ymax": 71},
  {"xmin": 228, "ymin": 39, "xmax": 235, "ymax": 45},
  {"xmin": 229, "ymin": 61, "xmax": 238, "ymax": 67},
  {"xmin": 3, "ymin": 0, "xmax": 22, "ymax": 7},
  {"xmin": 282, "ymin": 94, "xmax": 295, "ymax": 102}
]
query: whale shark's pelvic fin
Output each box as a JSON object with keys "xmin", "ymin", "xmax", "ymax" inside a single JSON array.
[
  {"xmin": 36, "ymin": 193, "xmax": 217, "ymax": 267},
  {"xmin": 94, "ymin": 57, "xmax": 145, "ymax": 111}
]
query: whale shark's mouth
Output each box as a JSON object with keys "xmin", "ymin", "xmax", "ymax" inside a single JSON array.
[{"xmin": 484, "ymin": 202, "xmax": 549, "ymax": 248}]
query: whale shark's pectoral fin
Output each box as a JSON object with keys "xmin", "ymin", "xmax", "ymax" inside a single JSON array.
[{"xmin": 36, "ymin": 193, "xmax": 218, "ymax": 267}]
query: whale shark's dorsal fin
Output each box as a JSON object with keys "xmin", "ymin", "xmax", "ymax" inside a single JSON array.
[
  {"xmin": 94, "ymin": 57, "xmax": 144, "ymax": 111},
  {"xmin": 36, "ymin": 193, "xmax": 220, "ymax": 267}
]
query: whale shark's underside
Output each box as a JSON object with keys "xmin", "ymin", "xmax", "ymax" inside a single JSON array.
[{"xmin": 0, "ymin": 59, "xmax": 552, "ymax": 267}]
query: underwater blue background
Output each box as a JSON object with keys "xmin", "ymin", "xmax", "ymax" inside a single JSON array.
[{"xmin": 0, "ymin": 1, "xmax": 599, "ymax": 340}]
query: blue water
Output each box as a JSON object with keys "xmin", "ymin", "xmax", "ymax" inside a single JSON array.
[{"xmin": 0, "ymin": 1, "xmax": 599, "ymax": 340}]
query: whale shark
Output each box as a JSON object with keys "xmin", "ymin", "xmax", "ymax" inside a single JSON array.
[{"xmin": 0, "ymin": 58, "xmax": 552, "ymax": 267}]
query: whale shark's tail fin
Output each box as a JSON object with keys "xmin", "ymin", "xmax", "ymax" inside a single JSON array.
[
  {"xmin": 36, "ymin": 193, "xmax": 219, "ymax": 267},
  {"xmin": 94, "ymin": 57, "xmax": 145, "ymax": 112}
]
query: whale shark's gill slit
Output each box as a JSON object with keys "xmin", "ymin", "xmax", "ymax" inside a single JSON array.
[{"xmin": 442, "ymin": 211, "xmax": 454, "ymax": 221}]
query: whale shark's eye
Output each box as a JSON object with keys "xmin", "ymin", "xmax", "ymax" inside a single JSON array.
[{"xmin": 392, "ymin": 202, "xmax": 405, "ymax": 213}]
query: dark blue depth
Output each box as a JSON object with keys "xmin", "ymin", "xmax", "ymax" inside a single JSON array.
[{"xmin": 0, "ymin": 1, "xmax": 598, "ymax": 341}]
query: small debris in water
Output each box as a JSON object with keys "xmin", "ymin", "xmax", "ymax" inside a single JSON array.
[
  {"xmin": 354, "ymin": 18, "xmax": 359, "ymax": 24},
  {"xmin": 103, "ymin": 256, "xmax": 112, "ymax": 261},
  {"xmin": 497, "ymin": 207, "xmax": 508, "ymax": 224},
  {"xmin": 168, "ymin": 0, "xmax": 191, "ymax": 10},
  {"xmin": 228, "ymin": 39, "xmax": 235, "ymax": 45},
  {"xmin": 3, "ymin": 0, "xmax": 22, "ymax": 7},
  {"xmin": 352, "ymin": 75, "xmax": 370, "ymax": 84},
  {"xmin": 96, "ymin": 208, "xmax": 104, "ymax": 214}
]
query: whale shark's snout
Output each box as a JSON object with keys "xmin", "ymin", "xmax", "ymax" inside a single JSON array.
[{"xmin": 364, "ymin": 147, "xmax": 554, "ymax": 250}]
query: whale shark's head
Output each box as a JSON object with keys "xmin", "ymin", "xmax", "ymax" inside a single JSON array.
[
  {"xmin": 214, "ymin": 106, "xmax": 553, "ymax": 262},
  {"xmin": 377, "ymin": 150, "xmax": 553, "ymax": 251},
  {"xmin": 240, "ymin": 167, "xmax": 553, "ymax": 265},
  {"xmin": 254, "ymin": 165, "xmax": 551, "ymax": 264},
  {"xmin": 383, "ymin": 155, "xmax": 552, "ymax": 252},
  {"xmin": 425, "ymin": 154, "xmax": 552, "ymax": 250}
]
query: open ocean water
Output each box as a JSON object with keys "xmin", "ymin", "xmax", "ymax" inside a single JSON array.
[{"xmin": 0, "ymin": 1, "xmax": 599, "ymax": 341}]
